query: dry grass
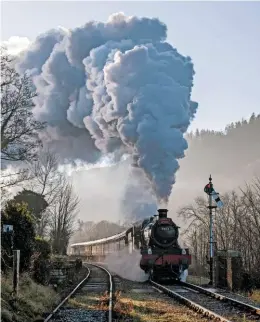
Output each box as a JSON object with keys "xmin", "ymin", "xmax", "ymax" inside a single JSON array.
[
  {"xmin": 1, "ymin": 272, "xmax": 60, "ymax": 322},
  {"xmin": 112, "ymin": 290, "xmax": 210, "ymax": 322},
  {"xmin": 69, "ymin": 290, "xmax": 113, "ymax": 312},
  {"xmin": 69, "ymin": 293, "xmax": 103, "ymax": 310},
  {"xmin": 186, "ymin": 275, "xmax": 210, "ymax": 285},
  {"xmin": 251, "ymin": 289, "xmax": 260, "ymax": 304},
  {"xmin": 232, "ymin": 313, "xmax": 260, "ymax": 322},
  {"xmin": 62, "ymin": 287, "xmax": 260, "ymax": 322},
  {"xmin": 56, "ymin": 281, "xmax": 260, "ymax": 322},
  {"xmin": 68, "ymin": 289, "xmax": 207, "ymax": 321},
  {"xmin": 113, "ymin": 290, "xmax": 260, "ymax": 322}
]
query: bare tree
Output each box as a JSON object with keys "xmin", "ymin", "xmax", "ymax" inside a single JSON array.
[
  {"xmin": 0, "ymin": 166, "xmax": 37, "ymax": 192},
  {"xmin": 29, "ymin": 149, "xmax": 64, "ymax": 204},
  {"xmin": 26, "ymin": 149, "xmax": 66, "ymax": 236},
  {"xmin": 1, "ymin": 47, "xmax": 44, "ymax": 162},
  {"xmin": 178, "ymin": 178, "xmax": 260, "ymax": 279},
  {"xmin": 1, "ymin": 149, "xmax": 65, "ymax": 236},
  {"xmin": 49, "ymin": 181, "xmax": 79, "ymax": 255},
  {"xmin": 178, "ymin": 197, "xmax": 210, "ymax": 276}
]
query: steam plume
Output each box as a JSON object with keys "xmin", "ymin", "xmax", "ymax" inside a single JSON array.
[
  {"xmin": 104, "ymin": 248, "xmax": 149, "ymax": 282},
  {"xmin": 120, "ymin": 167, "xmax": 157, "ymax": 223},
  {"xmin": 17, "ymin": 13, "xmax": 198, "ymax": 203}
]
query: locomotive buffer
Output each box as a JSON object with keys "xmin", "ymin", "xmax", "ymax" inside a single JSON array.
[{"xmin": 204, "ymin": 175, "xmax": 223, "ymax": 286}]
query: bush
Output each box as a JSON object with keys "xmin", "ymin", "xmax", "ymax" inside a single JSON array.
[
  {"xmin": 13, "ymin": 190, "xmax": 48, "ymax": 220},
  {"xmin": 34, "ymin": 237, "xmax": 51, "ymax": 259},
  {"xmin": 33, "ymin": 237, "xmax": 51, "ymax": 284},
  {"xmin": 1, "ymin": 272, "xmax": 59, "ymax": 322},
  {"xmin": 75, "ymin": 258, "xmax": 82, "ymax": 271},
  {"xmin": 32, "ymin": 257, "xmax": 51, "ymax": 285},
  {"xmin": 252, "ymin": 270, "xmax": 260, "ymax": 288},
  {"xmin": 1, "ymin": 202, "xmax": 35, "ymax": 272}
]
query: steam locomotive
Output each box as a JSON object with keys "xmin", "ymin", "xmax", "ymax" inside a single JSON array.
[{"xmin": 138, "ymin": 209, "xmax": 191, "ymax": 281}]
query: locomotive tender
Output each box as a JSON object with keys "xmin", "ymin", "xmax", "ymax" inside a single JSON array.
[{"xmin": 138, "ymin": 209, "xmax": 191, "ymax": 281}]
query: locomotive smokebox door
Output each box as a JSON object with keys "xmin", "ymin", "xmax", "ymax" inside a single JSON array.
[{"xmin": 158, "ymin": 209, "xmax": 168, "ymax": 218}]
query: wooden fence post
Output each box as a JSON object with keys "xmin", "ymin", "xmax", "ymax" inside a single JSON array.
[{"xmin": 13, "ymin": 250, "xmax": 20, "ymax": 296}]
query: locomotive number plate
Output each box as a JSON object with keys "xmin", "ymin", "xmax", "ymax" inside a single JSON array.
[{"xmin": 160, "ymin": 227, "xmax": 171, "ymax": 231}]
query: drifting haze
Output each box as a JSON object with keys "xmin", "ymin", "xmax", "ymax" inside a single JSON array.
[
  {"xmin": 104, "ymin": 248, "xmax": 149, "ymax": 282},
  {"xmin": 16, "ymin": 12, "xmax": 198, "ymax": 204},
  {"xmin": 69, "ymin": 115, "xmax": 260, "ymax": 226}
]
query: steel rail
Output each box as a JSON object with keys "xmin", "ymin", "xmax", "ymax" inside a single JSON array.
[
  {"xmin": 44, "ymin": 266, "xmax": 91, "ymax": 322},
  {"xmin": 88, "ymin": 263, "xmax": 114, "ymax": 322},
  {"xmin": 180, "ymin": 281, "xmax": 260, "ymax": 316},
  {"xmin": 150, "ymin": 279, "xmax": 232, "ymax": 322}
]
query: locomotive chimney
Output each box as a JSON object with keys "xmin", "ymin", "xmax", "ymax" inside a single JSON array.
[{"xmin": 158, "ymin": 209, "xmax": 168, "ymax": 218}]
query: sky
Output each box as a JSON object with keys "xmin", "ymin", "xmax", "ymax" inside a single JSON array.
[{"xmin": 1, "ymin": 1, "xmax": 260, "ymax": 132}]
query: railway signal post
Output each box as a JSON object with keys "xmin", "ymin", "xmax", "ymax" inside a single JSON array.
[{"xmin": 204, "ymin": 175, "xmax": 223, "ymax": 286}]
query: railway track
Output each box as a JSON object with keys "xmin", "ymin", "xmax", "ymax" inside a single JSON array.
[
  {"xmin": 44, "ymin": 263, "xmax": 113, "ymax": 322},
  {"xmin": 150, "ymin": 279, "xmax": 260, "ymax": 321},
  {"xmin": 43, "ymin": 261, "xmax": 260, "ymax": 322}
]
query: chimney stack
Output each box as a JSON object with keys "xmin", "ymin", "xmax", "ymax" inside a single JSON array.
[{"xmin": 158, "ymin": 209, "xmax": 168, "ymax": 218}]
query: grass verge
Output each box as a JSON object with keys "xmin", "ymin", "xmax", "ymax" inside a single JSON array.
[
  {"xmin": 1, "ymin": 272, "xmax": 60, "ymax": 322},
  {"xmin": 251, "ymin": 289, "xmax": 260, "ymax": 304}
]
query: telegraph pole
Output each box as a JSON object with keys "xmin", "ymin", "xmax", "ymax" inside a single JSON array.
[{"xmin": 13, "ymin": 250, "xmax": 20, "ymax": 296}]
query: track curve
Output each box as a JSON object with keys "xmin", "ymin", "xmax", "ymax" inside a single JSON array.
[{"xmin": 44, "ymin": 263, "xmax": 113, "ymax": 322}]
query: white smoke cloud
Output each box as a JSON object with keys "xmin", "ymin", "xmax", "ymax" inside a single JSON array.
[
  {"xmin": 120, "ymin": 167, "xmax": 157, "ymax": 223},
  {"xmin": 104, "ymin": 248, "xmax": 149, "ymax": 282},
  {"xmin": 1, "ymin": 36, "xmax": 31, "ymax": 55},
  {"xmin": 16, "ymin": 12, "xmax": 198, "ymax": 204},
  {"xmin": 59, "ymin": 154, "xmax": 130, "ymax": 176}
]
